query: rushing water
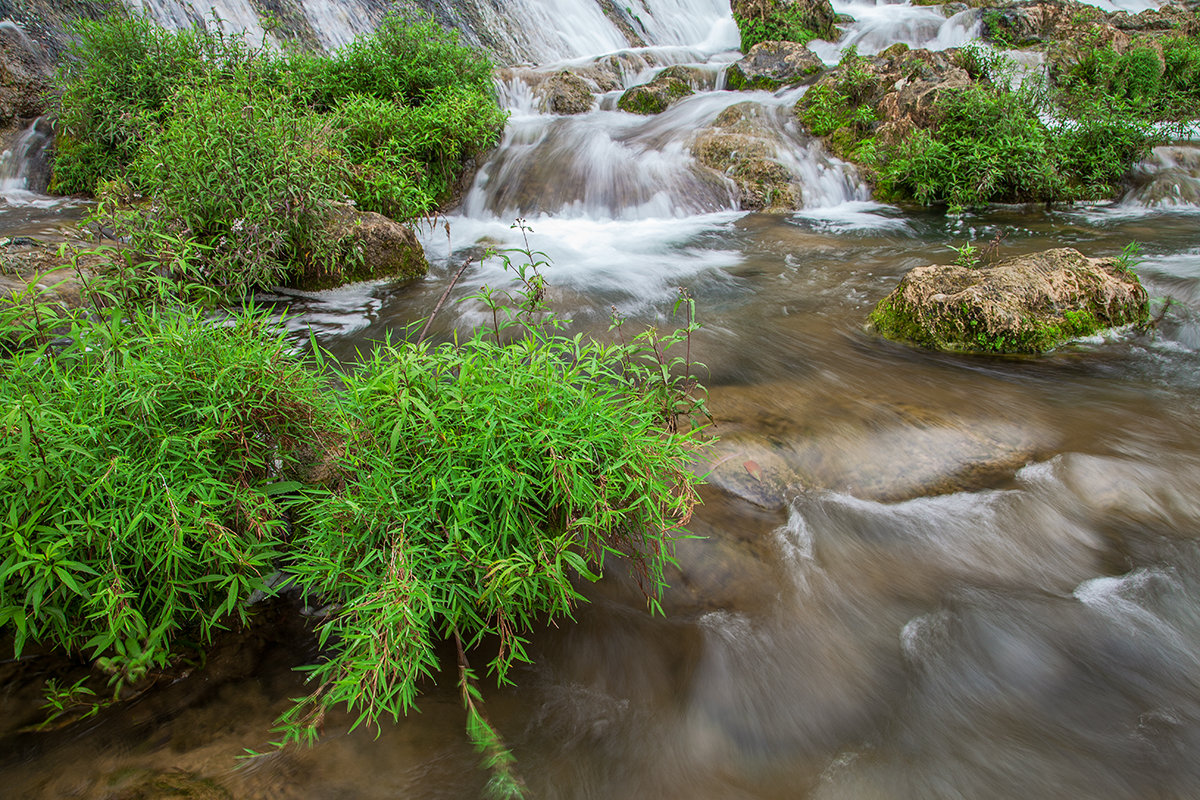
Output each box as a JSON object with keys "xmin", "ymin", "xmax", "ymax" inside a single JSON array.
[{"xmin": 5, "ymin": 1, "xmax": 1200, "ymax": 798}]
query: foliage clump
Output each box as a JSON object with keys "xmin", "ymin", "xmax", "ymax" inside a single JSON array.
[
  {"xmin": 732, "ymin": 0, "xmax": 836, "ymax": 53},
  {"xmin": 50, "ymin": 12, "xmax": 506, "ymax": 294},
  {"xmin": 795, "ymin": 43, "xmax": 1160, "ymax": 210},
  {"xmin": 0, "ymin": 237, "xmax": 708, "ymax": 791},
  {"xmin": 1054, "ymin": 34, "xmax": 1200, "ymax": 132}
]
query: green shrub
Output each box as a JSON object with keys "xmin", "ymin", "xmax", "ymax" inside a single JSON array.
[
  {"xmin": 128, "ymin": 81, "xmax": 353, "ymax": 292},
  {"xmin": 52, "ymin": 14, "xmax": 257, "ymax": 194},
  {"xmin": 876, "ymin": 81, "xmax": 1152, "ymax": 208},
  {"xmin": 0, "ymin": 299, "xmax": 332, "ymax": 696},
  {"xmin": 1057, "ymin": 35, "xmax": 1200, "ymax": 124},
  {"xmin": 51, "ymin": 12, "xmax": 506, "ymax": 291},
  {"xmin": 1, "ymin": 245, "xmax": 707, "ymax": 790},
  {"xmin": 733, "ymin": 0, "xmax": 830, "ymax": 52}
]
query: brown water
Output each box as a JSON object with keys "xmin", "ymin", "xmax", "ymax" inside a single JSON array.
[{"xmin": 5, "ymin": 201, "xmax": 1200, "ymax": 799}]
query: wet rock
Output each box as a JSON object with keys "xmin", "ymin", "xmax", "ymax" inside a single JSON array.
[
  {"xmin": 869, "ymin": 247, "xmax": 1150, "ymax": 354},
  {"xmin": 307, "ymin": 204, "xmax": 428, "ymax": 290},
  {"xmin": 537, "ymin": 70, "xmax": 595, "ymax": 114},
  {"xmin": 99, "ymin": 769, "xmax": 232, "ymax": 800},
  {"xmin": 701, "ymin": 385, "xmax": 1055, "ymax": 509},
  {"xmin": 691, "ymin": 102, "xmax": 800, "ymax": 211},
  {"xmin": 617, "ymin": 68, "xmax": 694, "ymax": 115},
  {"xmin": 0, "ymin": 20, "xmax": 53, "ymax": 126},
  {"xmin": 1123, "ymin": 145, "xmax": 1200, "ymax": 208},
  {"xmin": 725, "ymin": 40, "xmax": 825, "ymax": 91}
]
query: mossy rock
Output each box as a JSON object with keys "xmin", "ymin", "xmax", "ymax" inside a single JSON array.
[
  {"xmin": 726, "ymin": 40, "xmax": 824, "ymax": 91},
  {"xmin": 617, "ymin": 74, "xmax": 693, "ymax": 115},
  {"xmin": 305, "ymin": 204, "xmax": 428, "ymax": 290},
  {"xmin": 537, "ymin": 70, "xmax": 594, "ymax": 114},
  {"xmin": 868, "ymin": 247, "xmax": 1150, "ymax": 354}
]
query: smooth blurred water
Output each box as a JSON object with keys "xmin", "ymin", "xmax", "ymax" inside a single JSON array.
[{"xmin": 5, "ymin": 1, "xmax": 1200, "ymax": 799}]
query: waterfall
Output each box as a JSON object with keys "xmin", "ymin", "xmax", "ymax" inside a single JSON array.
[{"xmin": 0, "ymin": 117, "xmax": 54, "ymax": 201}]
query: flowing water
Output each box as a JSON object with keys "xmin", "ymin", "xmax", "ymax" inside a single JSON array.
[{"xmin": 6, "ymin": 1, "xmax": 1200, "ymax": 798}]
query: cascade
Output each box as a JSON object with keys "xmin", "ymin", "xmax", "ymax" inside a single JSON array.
[{"xmin": 0, "ymin": 117, "xmax": 53, "ymax": 199}]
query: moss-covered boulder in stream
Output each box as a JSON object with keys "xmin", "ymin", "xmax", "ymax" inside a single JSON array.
[
  {"xmin": 302, "ymin": 204, "xmax": 428, "ymax": 290},
  {"xmin": 617, "ymin": 67, "xmax": 695, "ymax": 115},
  {"xmin": 868, "ymin": 247, "xmax": 1149, "ymax": 354},
  {"xmin": 726, "ymin": 40, "xmax": 825, "ymax": 90},
  {"xmin": 691, "ymin": 102, "xmax": 801, "ymax": 210}
]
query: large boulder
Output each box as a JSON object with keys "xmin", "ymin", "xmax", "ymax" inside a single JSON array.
[
  {"xmin": 691, "ymin": 102, "xmax": 800, "ymax": 211},
  {"xmin": 0, "ymin": 21, "xmax": 52, "ymax": 127},
  {"xmin": 536, "ymin": 70, "xmax": 595, "ymax": 115},
  {"xmin": 617, "ymin": 66, "xmax": 695, "ymax": 115},
  {"xmin": 307, "ymin": 204, "xmax": 428, "ymax": 290},
  {"xmin": 869, "ymin": 247, "xmax": 1150, "ymax": 354},
  {"xmin": 725, "ymin": 40, "xmax": 825, "ymax": 91}
]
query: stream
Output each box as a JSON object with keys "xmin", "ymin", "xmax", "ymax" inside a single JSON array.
[{"xmin": 4, "ymin": 0, "xmax": 1200, "ymax": 798}]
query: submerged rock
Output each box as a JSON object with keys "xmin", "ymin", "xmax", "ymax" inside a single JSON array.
[
  {"xmin": 617, "ymin": 67, "xmax": 694, "ymax": 115},
  {"xmin": 869, "ymin": 247, "xmax": 1149, "ymax": 354},
  {"xmin": 725, "ymin": 40, "xmax": 824, "ymax": 91},
  {"xmin": 700, "ymin": 384, "xmax": 1056, "ymax": 509}
]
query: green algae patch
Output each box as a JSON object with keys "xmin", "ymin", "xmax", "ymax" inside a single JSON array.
[
  {"xmin": 618, "ymin": 74, "xmax": 693, "ymax": 115},
  {"xmin": 868, "ymin": 248, "xmax": 1150, "ymax": 354}
]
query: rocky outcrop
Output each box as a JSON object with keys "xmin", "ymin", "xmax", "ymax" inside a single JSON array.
[
  {"xmin": 618, "ymin": 67, "xmax": 695, "ymax": 115},
  {"xmin": 869, "ymin": 247, "xmax": 1150, "ymax": 354},
  {"xmin": 981, "ymin": 0, "xmax": 1200, "ymax": 48},
  {"xmin": 795, "ymin": 44, "xmax": 973, "ymax": 160},
  {"xmin": 725, "ymin": 40, "xmax": 825, "ymax": 91},
  {"xmin": 310, "ymin": 205, "xmax": 428, "ymax": 290},
  {"xmin": 691, "ymin": 102, "xmax": 800, "ymax": 211},
  {"xmin": 536, "ymin": 70, "xmax": 594, "ymax": 114},
  {"xmin": 0, "ymin": 20, "xmax": 53, "ymax": 128}
]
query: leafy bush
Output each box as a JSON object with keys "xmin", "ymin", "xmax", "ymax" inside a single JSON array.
[
  {"xmin": 0, "ymin": 290, "xmax": 332, "ymax": 696},
  {"xmin": 128, "ymin": 81, "xmax": 352, "ymax": 292},
  {"xmin": 51, "ymin": 11, "xmax": 506, "ymax": 291},
  {"xmin": 733, "ymin": 0, "xmax": 831, "ymax": 52},
  {"xmin": 876, "ymin": 81, "xmax": 1152, "ymax": 209},
  {"xmin": 51, "ymin": 14, "xmax": 258, "ymax": 195},
  {"xmin": 1057, "ymin": 35, "xmax": 1200, "ymax": 126},
  {"xmin": 1, "ymin": 242, "xmax": 707, "ymax": 791}
]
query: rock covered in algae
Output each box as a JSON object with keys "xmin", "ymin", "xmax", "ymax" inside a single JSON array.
[
  {"xmin": 305, "ymin": 203, "xmax": 429, "ymax": 290},
  {"xmin": 726, "ymin": 40, "xmax": 824, "ymax": 91},
  {"xmin": 617, "ymin": 66, "xmax": 696, "ymax": 115},
  {"xmin": 691, "ymin": 102, "xmax": 800, "ymax": 211},
  {"xmin": 868, "ymin": 247, "xmax": 1149, "ymax": 354},
  {"xmin": 536, "ymin": 70, "xmax": 594, "ymax": 114}
]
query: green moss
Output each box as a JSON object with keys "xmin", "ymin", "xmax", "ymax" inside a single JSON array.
[
  {"xmin": 617, "ymin": 77, "xmax": 693, "ymax": 115},
  {"xmin": 725, "ymin": 64, "xmax": 781, "ymax": 91},
  {"xmin": 870, "ymin": 295, "xmax": 1142, "ymax": 354}
]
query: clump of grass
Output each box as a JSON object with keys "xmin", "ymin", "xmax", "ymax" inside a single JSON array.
[
  {"xmin": 1, "ymin": 234, "xmax": 709, "ymax": 795},
  {"xmin": 50, "ymin": 12, "xmax": 507, "ymax": 294}
]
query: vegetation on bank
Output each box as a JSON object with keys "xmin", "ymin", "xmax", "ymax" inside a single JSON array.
[
  {"xmin": 731, "ymin": 0, "xmax": 837, "ymax": 53},
  {"xmin": 0, "ymin": 238, "xmax": 708, "ymax": 795},
  {"xmin": 50, "ymin": 12, "xmax": 506, "ymax": 293},
  {"xmin": 796, "ymin": 30, "xmax": 1200, "ymax": 210}
]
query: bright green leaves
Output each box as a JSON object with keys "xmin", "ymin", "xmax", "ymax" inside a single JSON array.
[{"xmin": 0, "ymin": 302, "xmax": 333, "ymax": 689}]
